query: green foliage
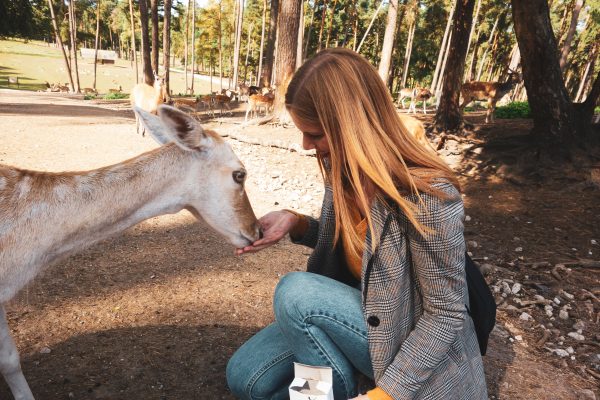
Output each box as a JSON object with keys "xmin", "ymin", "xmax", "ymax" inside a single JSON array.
[
  {"xmin": 494, "ymin": 101, "xmax": 531, "ymax": 119},
  {"xmin": 103, "ymin": 92, "xmax": 129, "ymax": 100},
  {"xmin": 0, "ymin": 0, "xmax": 34, "ymax": 38}
]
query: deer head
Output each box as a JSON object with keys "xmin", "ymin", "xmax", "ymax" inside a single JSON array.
[{"xmin": 134, "ymin": 105, "xmax": 260, "ymax": 247}]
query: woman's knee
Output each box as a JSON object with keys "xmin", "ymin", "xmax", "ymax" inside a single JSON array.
[{"xmin": 273, "ymin": 272, "xmax": 319, "ymax": 322}]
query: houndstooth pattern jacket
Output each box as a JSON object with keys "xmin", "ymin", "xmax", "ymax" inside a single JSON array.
[{"xmin": 293, "ymin": 181, "xmax": 488, "ymax": 399}]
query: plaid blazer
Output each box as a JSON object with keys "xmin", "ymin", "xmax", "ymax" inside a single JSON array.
[{"xmin": 294, "ymin": 181, "xmax": 488, "ymax": 399}]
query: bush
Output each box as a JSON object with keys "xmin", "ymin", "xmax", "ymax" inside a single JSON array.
[
  {"xmin": 494, "ymin": 101, "xmax": 531, "ymax": 119},
  {"xmin": 103, "ymin": 92, "xmax": 129, "ymax": 100},
  {"xmin": 83, "ymin": 94, "xmax": 95, "ymax": 100}
]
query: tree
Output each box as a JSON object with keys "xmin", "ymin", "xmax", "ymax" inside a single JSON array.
[
  {"xmin": 93, "ymin": 0, "xmax": 101, "ymax": 90},
  {"xmin": 232, "ymin": 0, "xmax": 244, "ymax": 87},
  {"xmin": 47, "ymin": 0, "xmax": 74, "ymax": 90},
  {"xmin": 511, "ymin": 0, "xmax": 576, "ymax": 157},
  {"xmin": 272, "ymin": 0, "xmax": 302, "ymax": 118},
  {"xmin": 559, "ymin": 0, "xmax": 584, "ymax": 72},
  {"xmin": 151, "ymin": 0, "xmax": 159, "ymax": 74},
  {"xmin": 129, "ymin": 0, "xmax": 139, "ymax": 83},
  {"xmin": 434, "ymin": 0, "xmax": 476, "ymax": 132},
  {"xmin": 262, "ymin": 0, "xmax": 279, "ymax": 86},
  {"xmin": 163, "ymin": 0, "xmax": 172, "ymax": 99},
  {"xmin": 430, "ymin": 0, "xmax": 455, "ymax": 93},
  {"xmin": 68, "ymin": 0, "xmax": 81, "ymax": 93},
  {"xmin": 139, "ymin": 0, "xmax": 154, "ymax": 84},
  {"xmin": 377, "ymin": 0, "xmax": 399, "ymax": 84}
]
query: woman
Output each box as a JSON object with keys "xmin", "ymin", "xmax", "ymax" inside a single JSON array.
[{"xmin": 227, "ymin": 48, "xmax": 487, "ymax": 400}]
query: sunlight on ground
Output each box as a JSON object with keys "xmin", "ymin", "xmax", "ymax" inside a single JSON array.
[{"xmin": 0, "ymin": 39, "xmax": 232, "ymax": 95}]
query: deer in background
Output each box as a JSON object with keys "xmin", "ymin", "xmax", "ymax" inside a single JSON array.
[
  {"xmin": 108, "ymin": 85, "xmax": 123, "ymax": 94},
  {"xmin": 214, "ymin": 90, "xmax": 235, "ymax": 116},
  {"xmin": 130, "ymin": 74, "xmax": 165, "ymax": 135},
  {"xmin": 408, "ymin": 88, "xmax": 433, "ymax": 114},
  {"xmin": 460, "ymin": 70, "xmax": 521, "ymax": 123},
  {"xmin": 244, "ymin": 93, "xmax": 275, "ymax": 121},
  {"xmin": 0, "ymin": 105, "xmax": 261, "ymax": 400}
]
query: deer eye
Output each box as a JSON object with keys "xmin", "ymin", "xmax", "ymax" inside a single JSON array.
[{"xmin": 232, "ymin": 170, "xmax": 246, "ymax": 184}]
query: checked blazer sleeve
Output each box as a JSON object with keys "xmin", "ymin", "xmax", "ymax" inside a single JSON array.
[{"xmin": 377, "ymin": 182, "xmax": 468, "ymax": 398}]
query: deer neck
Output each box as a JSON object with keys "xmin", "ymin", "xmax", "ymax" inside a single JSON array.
[{"xmin": 1, "ymin": 145, "xmax": 197, "ymax": 279}]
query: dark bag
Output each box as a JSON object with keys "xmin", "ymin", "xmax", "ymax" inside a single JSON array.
[{"xmin": 464, "ymin": 253, "xmax": 496, "ymax": 355}]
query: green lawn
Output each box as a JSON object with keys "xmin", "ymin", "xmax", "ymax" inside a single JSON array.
[{"xmin": 0, "ymin": 38, "xmax": 228, "ymax": 96}]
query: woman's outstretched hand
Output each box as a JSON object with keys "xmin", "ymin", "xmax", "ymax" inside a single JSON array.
[{"xmin": 235, "ymin": 210, "xmax": 300, "ymax": 255}]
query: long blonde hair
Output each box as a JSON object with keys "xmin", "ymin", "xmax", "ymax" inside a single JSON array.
[{"xmin": 285, "ymin": 48, "xmax": 459, "ymax": 259}]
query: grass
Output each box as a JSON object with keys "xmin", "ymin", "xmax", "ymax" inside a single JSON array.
[
  {"xmin": 495, "ymin": 101, "xmax": 532, "ymax": 119},
  {"xmin": 0, "ymin": 38, "xmax": 229, "ymax": 95}
]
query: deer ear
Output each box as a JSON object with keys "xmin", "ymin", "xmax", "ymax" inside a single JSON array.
[
  {"xmin": 156, "ymin": 105, "xmax": 210, "ymax": 151},
  {"xmin": 134, "ymin": 107, "xmax": 170, "ymax": 145}
]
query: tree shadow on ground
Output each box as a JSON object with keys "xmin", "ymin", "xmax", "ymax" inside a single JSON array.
[{"xmin": 0, "ymin": 101, "xmax": 133, "ymax": 120}]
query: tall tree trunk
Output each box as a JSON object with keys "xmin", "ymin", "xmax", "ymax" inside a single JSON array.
[
  {"xmin": 297, "ymin": 2, "xmax": 304, "ymax": 69},
  {"xmin": 93, "ymin": 0, "xmax": 101, "ymax": 90},
  {"xmin": 129, "ymin": 0, "xmax": 138, "ymax": 83},
  {"xmin": 475, "ymin": 15, "xmax": 498, "ymax": 80},
  {"xmin": 233, "ymin": 0, "xmax": 244, "ymax": 87},
  {"xmin": 47, "ymin": 0, "xmax": 74, "ymax": 90},
  {"xmin": 433, "ymin": 0, "xmax": 475, "ymax": 132},
  {"xmin": 511, "ymin": 0, "xmax": 576, "ymax": 157},
  {"xmin": 163, "ymin": 0, "xmax": 172, "ymax": 100},
  {"xmin": 273, "ymin": 0, "xmax": 302, "ymax": 119},
  {"xmin": 184, "ymin": 0, "xmax": 190, "ymax": 91},
  {"xmin": 317, "ymin": 0, "xmax": 328, "ymax": 51},
  {"xmin": 357, "ymin": 0, "xmax": 386, "ymax": 53},
  {"xmin": 218, "ymin": 0, "xmax": 223, "ymax": 92},
  {"xmin": 191, "ymin": 0, "xmax": 196, "ymax": 92},
  {"xmin": 262, "ymin": 0, "xmax": 279, "ymax": 86},
  {"xmin": 378, "ymin": 0, "xmax": 399, "ymax": 84},
  {"xmin": 430, "ymin": 0, "xmax": 455, "ymax": 93},
  {"xmin": 559, "ymin": 0, "xmax": 584, "ymax": 73},
  {"xmin": 575, "ymin": 43, "xmax": 596, "ymax": 102},
  {"xmin": 139, "ymin": 0, "xmax": 154, "ymax": 84},
  {"xmin": 434, "ymin": 30, "xmax": 452, "ymax": 99},
  {"xmin": 304, "ymin": 0, "xmax": 318, "ymax": 57},
  {"xmin": 244, "ymin": 23, "xmax": 254, "ymax": 82},
  {"xmin": 151, "ymin": 0, "xmax": 159, "ymax": 74},
  {"xmin": 68, "ymin": 0, "xmax": 81, "ymax": 92},
  {"xmin": 324, "ymin": 0, "xmax": 338, "ymax": 48},
  {"xmin": 464, "ymin": 0, "xmax": 481, "ymax": 66},
  {"xmin": 257, "ymin": 0, "xmax": 267, "ymax": 86},
  {"xmin": 401, "ymin": 4, "xmax": 417, "ymax": 88}
]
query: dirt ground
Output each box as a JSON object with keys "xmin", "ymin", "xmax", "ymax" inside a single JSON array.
[{"xmin": 0, "ymin": 89, "xmax": 598, "ymax": 400}]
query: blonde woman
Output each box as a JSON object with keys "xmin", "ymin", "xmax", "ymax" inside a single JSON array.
[{"xmin": 227, "ymin": 48, "xmax": 487, "ymax": 400}]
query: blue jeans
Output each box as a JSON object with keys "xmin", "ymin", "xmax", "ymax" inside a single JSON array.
[{"xmin": 226, "ymin": 272, "xmax": 374, "ymax": 400}]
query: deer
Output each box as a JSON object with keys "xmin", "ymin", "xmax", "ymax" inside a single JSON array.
[
  {"xmin": 460, "ymin": 70, "xmax": 521, "ymax": 123},
  {"xmin": 108, "ymin": 85, "xmax": 123, "ymax": 94},
  {"xmin": 238, "ymin": 83, "xmax": 261, "ymax": 102},
  {"xmin": 214, "ymin": 90, "xmax": 234, "ymax": 116},
  {"xmin": 130, "ymin": 74, "xmax": 165, "ymax": 135},
  {"xmin": 82, "ymin": 87, "xmax": 98, "ymax": 96},
  {"xmin": 407, "ymin": 88, "xmax": 433, "ymax": 114},
  {"xmin": 397, "ymin": 88, "xmax": 417, "ymax": 109},
  {"xmin": 244, "ymin": 93, "xmax": 274, "ymax": 121},
  {"xmin": 0, "ymin": 105, "xmax": 261, "ymax": 400}
]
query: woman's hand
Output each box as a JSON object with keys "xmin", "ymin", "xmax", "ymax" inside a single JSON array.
[{"xmin": 235, "ymin": 210, "xmax": 299, "ymax": 255}]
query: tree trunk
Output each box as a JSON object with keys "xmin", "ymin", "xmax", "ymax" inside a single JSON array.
[
  {"xmin": 317, "ymin": 0, "xmax": 328, "ymax": 51},
  {"xmin": 357, "ymin": 0, "xmax": 386, "ymax": 53},
  {"xmin": 378, "ymin": 0, "xmax": 399, "ymax": 84},
  {"xmin": 129, "ymin": 0, "xmax": 138, "ymax": 83},
  {"xmin": 184, "ymin": 0, "xmax": 190, "ymax": 91},
  {"xmin": 433, "ymin": 0, "xmax": 475, "ymax": 132},
  {"xmin": 244, "ymin": 23, "xmax": 254, "ymax": 82},
  {"xmin": 191, "ymin": 0, "xmax": 196, "ymax": 92},
  {"xmin": 475, "ymin": 15, "xmax": 498, "ymax": 80},
  {"xmin": 139, "ymin": 0, "xmax": 154, "ymax": 85},
  {"xmin": 218, "ymin": 0, "xmax": 223, "ymax": 92},
  {"xmin": 257, "ymin": 0, "xmax": 267, "ymax": 86},
  {"xmin": 430, "ymin": 0, "xmax": 455, "ymax": 93},
  {"xmin": 93, "ymin": 0, "xmax": 100, "ymax": 90},
  {"xmin": 559, "ymin": 0, "xmax": 584, "ymax": 72},
  {"xmin": 151, "ymin": 0, "xmax": 159, "ymax": 74},
  {"xmin": 273, "ymin": 0, "xmax": 302, "ymax": 119},
  {"xmin": 262, "ymin": 0, "xmax": 279, "ymax": 86},
  {"xmin": 47, "ymin": 0, "xmax": 74, "ymax": 90},
  {"xmin": 324, "ymin": 0, "xmax": 338, "ymax": 49},
  {"xmin": 233, "ymin": 0, "xmax": 244, "ymax": 87},
  {"xmin": 163, "ymin": 0, "xmax": 172, "ymax": 100},
  {"xmin": 304, "ymin": 0, "xmax": 318, "ymax": 56},
  {"xmin": 575, "ymin": 43, "xmax": 596, "ymax": 102},
  {"xmin": 297, "ymin": 2, "xmax": 304, "ymax": 69},
  {"xmin": 511, "ymin": 0, "xmax": 576, "ymax": 156},
  {"xmin": 68, "ymin": 0, "xmax": 81, "ymax": 92},
  {"xmin": 401, "ymin": 5, "xmax": 417, "ymax": 88}
]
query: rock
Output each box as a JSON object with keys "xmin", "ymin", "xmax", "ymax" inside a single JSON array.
[
  {"xmin": 592, "ymin": 239, "xmax": 598, "ymax": 245},
  {"xmin": 519, "ymin": 312, "xmax": 532, "ymax": 321},
  {"xmin": 545, "ymin": 305, "xmax": 554, "ymax": 317},
  {"xmin": 40, "ymin": 347, "xmax": 51, "ymax": 354},
  {"xmin": 511, "ymin": 283, "xmax": 522, "ymax": 294},
  {"xmin": 572, "ymin": 320, "xmax": 585, "ymax": 331},
  {"xmin": 559, "ymin": 310, "xmax": 569, "ymax": 320},
  {"xmin": 465, "ymin": 215, "xmax": 472, "ymax": 222},
  {"xmin": 567, "ymin": 332, "xmax": 585, "ymax": 341},
  {"xmin": 515, "ymin": 247, "xmax": 523, "ymax": 252},
  {"xmin": 552, "ymin": 348, "xmax": 569, "ymax": 357},
  {"xmin": 479, "ymin": 263, "xmax": 496, "ymax": 276},
  {"xmin": 578, "ymin": 389, "xmax": 596, "ymax": 400},
  {"xmin": 467, "ymin": 240, "xmax": 478, "ymax": 248}
]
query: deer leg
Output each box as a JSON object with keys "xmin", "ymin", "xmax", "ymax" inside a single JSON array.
[
  {"xmin": 0, "ymin": 306, "xmax": 34, "ymax": 400},
  {"xmin": 485, "ymin": 99, "xmax": 493, "ymax": 123}
]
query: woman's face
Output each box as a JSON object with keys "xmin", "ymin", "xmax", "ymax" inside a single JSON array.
[{"xmin": 290, "ymin": 113, "xmax": 330, "ymax": 159}]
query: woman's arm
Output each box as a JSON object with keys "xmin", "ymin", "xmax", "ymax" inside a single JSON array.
[{"xmin": 378, "ymin": 183, "xmax": 468, "ymax": 398}]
